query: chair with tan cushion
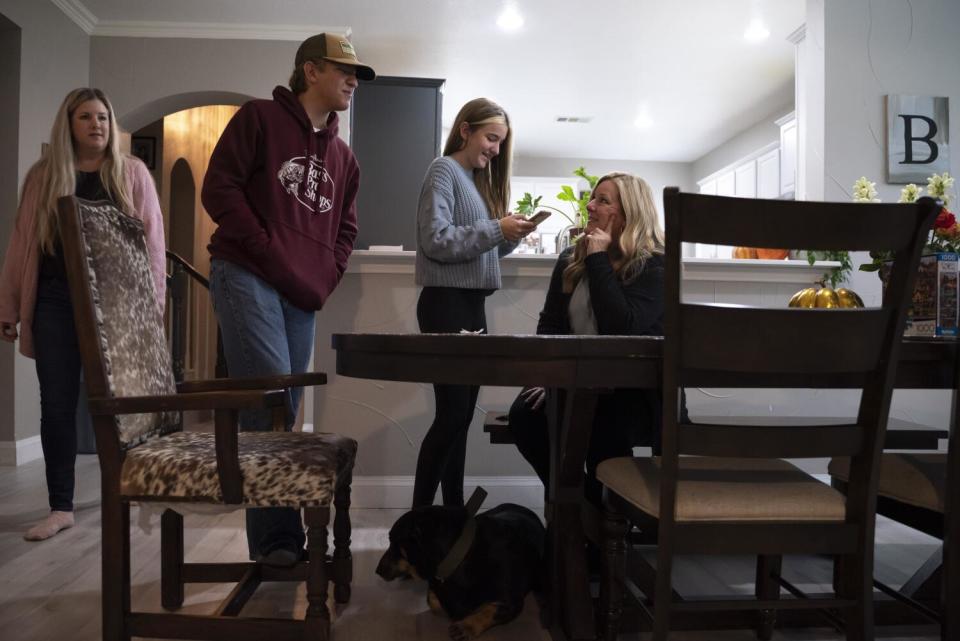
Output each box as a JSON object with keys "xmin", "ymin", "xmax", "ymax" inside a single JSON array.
[
  {"xmin": 830, "ymin": 453, "xmax": 945, "ymax": 516},
  {"xmin": 57, "ymin": 195, "xmax": 355, "ymax": 641},
  {"xmin": 596, "ymin": 188, "xmax": 939, "ymax": 641},
  {"xmin": 830, "ymin": 450, "xmax": 951, "ymax": 637}
]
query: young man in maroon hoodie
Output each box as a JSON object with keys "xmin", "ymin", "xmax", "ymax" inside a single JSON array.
[{"xmin": 201, "ymin": 33, "xmax": 375, "ymax": 567}]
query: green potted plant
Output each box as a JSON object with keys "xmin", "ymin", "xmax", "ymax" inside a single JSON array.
[{"xmin": 515, "ymin": 166, "xmax": 599, "ymax": 249}]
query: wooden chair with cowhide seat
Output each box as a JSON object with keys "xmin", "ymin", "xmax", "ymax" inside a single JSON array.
[{"xmin": 57, "ymin": 195, "xmax": 356, "ymax": 641}]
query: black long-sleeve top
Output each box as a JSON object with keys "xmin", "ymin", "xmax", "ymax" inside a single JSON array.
[
  {"xmin": 537, "ymin": 248, "xmax": 664, "ymax": 336},
  {"xmin": 537, "ymin": 248, "xmax": 664, "ymax": 447}
]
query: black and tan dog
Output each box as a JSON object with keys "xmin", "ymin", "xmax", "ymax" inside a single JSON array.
[{"xmin": 376, "ymin": 499, "xmax": 545, "ymax": 640}]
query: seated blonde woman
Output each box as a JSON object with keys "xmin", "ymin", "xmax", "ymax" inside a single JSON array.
[{"xmin": 508, "ymin": 172, "xmax": 665, "ymax": 505}]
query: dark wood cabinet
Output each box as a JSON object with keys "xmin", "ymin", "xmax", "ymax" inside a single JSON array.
[{"xmin": 350, "ymin": 76, "xmax": 444, "ymax": 251}]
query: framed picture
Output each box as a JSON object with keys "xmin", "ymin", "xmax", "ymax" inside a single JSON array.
[
  {"xmin": 886, "ymin": 94, "xmax": 950, "ymax": 183},
  {"xmin": 131, "ymin": 136, "xmax": 156, "ymax": 170}
]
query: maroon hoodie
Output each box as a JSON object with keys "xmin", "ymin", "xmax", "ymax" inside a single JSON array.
[{"xmin": 202, "ymin": 86, "xmax": 360, "ymax": 311}]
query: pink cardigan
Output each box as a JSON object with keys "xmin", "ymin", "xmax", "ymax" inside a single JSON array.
[{"xmin": 0, "ymin": 157, "xmax": 166, "ymax": 359}]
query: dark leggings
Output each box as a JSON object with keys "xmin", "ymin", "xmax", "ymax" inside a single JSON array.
[
  {"xmin": 33, "ymin": 276, "xmax": 82, "ymax": 512},
  {"xmin": 413, "ymin": 286, "xmax": 489, "ymax": 507}
]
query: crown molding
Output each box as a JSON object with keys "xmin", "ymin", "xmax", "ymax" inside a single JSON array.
[
  {"xmin": 51, "ymin": 0, "xmax": 97, "ymax": 34},
  {"xmin": 50, "ymin": 1, "xmax": 349, "ymax": 42},
  {"xmin": 92, "ymin": 20, "xmax": 351, "ymax": 41}
]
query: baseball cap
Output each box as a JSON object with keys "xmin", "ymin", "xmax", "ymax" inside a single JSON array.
[{"xmin": 295, "ymin": 33, "xmax": 376, "ymax": 81}]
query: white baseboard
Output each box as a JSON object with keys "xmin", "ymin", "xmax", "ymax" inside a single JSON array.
[
  {"xmin": 350, "ymin": 475, "xmax": 545, "ymax": 510},
  {"xmin": 0, "ymin": 435, "xmax": 43, "ymax": 466}
]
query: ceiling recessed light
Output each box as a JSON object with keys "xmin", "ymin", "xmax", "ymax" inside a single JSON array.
[
  {"xmin": 634, "ymin": 111, "xmax": 654, "ymax": 129},
  {"xmin": 497, "ymin": 3, "xmax": 524, "ymax": 32},
  {"xmin": 744, "ymin": 18, "xmax": 770, "ymax": 42},
  {"xmin": 555, "ymin": 116, "xmax": 593, "ymax": 123}
]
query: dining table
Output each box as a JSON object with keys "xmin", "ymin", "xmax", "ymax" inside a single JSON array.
[{"xmin": 331, "ymin": 332, "xmax": 957, "ymax": 641}]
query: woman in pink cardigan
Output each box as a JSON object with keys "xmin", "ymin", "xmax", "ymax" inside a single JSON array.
[{"xmin": 0, "ymin": 88, "xmax": 166, "ymax": 541}]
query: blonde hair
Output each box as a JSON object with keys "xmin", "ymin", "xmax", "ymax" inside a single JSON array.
[
  {"xmin": 562, "ymin": 172, "xmax": 665, "ymax": 293},
  {"xmin": 443, "ymin": 98, "xmax": 513, "ymax": 219},
  {"xmin": 28, "ymin": 88, "xmax": 132, "ymax": 255}
]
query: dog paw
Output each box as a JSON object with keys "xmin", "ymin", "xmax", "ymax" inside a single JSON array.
[
  {"xmin": 449, "ymin": 603, "xmax": 500, "ymax": 640},
  {"xmin": 448, "ymin": 621, "xmax": 476, "ymax": 641},
  {"xmin": 427, "ymin": 589, "xmax": 445, "ymax": 615}
]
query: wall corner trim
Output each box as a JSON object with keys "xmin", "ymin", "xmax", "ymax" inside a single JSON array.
[{"xmin": 0, "ymin": 435, "xmax": 43, "ymax": 466}]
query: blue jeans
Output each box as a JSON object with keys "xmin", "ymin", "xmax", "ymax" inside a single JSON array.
[{"xmin": 209, "ymin": 259, "xmax": 316, "ymax": 558}]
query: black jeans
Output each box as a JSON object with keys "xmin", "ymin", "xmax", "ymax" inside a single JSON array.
[
  {"xmin": 413, "ymin": 287, "xmax": 489, "ymax": 507},
  {"xmin": 509, "ymin": 388, "xmax": 678, "ymax": 506},
  {"xmin": 508, "ymin": 391, "xmax": 641, "ymax": 506},
  {"xmin": 33, "ymin": 276, "xmax": 82, "ymax": 512}
]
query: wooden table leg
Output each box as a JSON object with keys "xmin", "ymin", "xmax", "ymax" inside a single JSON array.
[
  {"xmin": 944, "ymin": 385, "xmax": 959, "ymax": 641},
  {"xmin": 545, "ymin": 388, "xmax": 599, "ymax": 641}
]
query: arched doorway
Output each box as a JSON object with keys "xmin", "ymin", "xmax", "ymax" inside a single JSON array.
[
  {"xmin": 125, "ymin": 96, "xmax": 247, "ymax": 385},
  {"xmin": 169, "ymin": 158, "xmax": 195, "ymax": 264},
  {"xmin": 167, "ymin": 158, "xmax": 200, "ymax": 381}
]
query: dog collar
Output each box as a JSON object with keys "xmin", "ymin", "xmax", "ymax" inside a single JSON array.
[{"xmin": 434, "ymin": 486, "xmax": 487, "ymax": 582}]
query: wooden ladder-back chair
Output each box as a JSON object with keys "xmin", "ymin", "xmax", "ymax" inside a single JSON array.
[
  {"xmin": 829, "ymin": 414, "xmax": 958, "ymax": 639},
  {"xmin": 595, "ymin": 188, "xmax": 939, "ymax": 640},
  {"xmin": 57, "ymin": 195, "xmax": 356, "ymax": 641}
]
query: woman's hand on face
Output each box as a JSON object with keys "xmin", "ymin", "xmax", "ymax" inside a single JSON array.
[
  {"xmin": 499, "ymin": 214, "xmax": 536, "ymax": 242},
  {"xmin": 584, "ymin": 221, "xmax": 614, "ymax": 255},
  {"xmin": 0, "ymin": 322, "xmax": 18, "ymax": 343},
  {"xmin": 518, "ymin": 386, "xmax": 546, "ymax": 410}
]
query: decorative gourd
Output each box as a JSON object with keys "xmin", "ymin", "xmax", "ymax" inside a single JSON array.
[
  {"xmin": 733, "ymin": 246, "xmax": 758, "ymax": 259},
  {"xmin": 788, "ymin": 283, "xmax": 865, "ymax": 309},
  {"xmin": 756, "ymin": 248, "xmax": 790, "ymax": 260}
]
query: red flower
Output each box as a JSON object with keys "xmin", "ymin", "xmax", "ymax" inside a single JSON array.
[{"xmin": 934, "ymin": 209, "xmax": 956, "ymax": 230}]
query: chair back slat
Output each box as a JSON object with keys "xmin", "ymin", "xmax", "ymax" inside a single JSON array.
[
  {"xmin": 677, "ymin": 192, "xmax": 932, "ymax": 252},
  {"xmin": 663, "ymin": 188, "xmax": 939, "ymax": 466},
  {"xmin": 58, "ymin": 196, "xmax": 179, "ymax": 450},
  {"xmin": 678, "ymin": 424, "xmax": 862, "ymax": 458},
  {"xmin": 679, "ymin": 306, "xmax": 890, "ymax": 378}
]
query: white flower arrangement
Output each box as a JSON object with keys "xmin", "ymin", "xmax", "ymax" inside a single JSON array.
[
  {"xmin": 927, "ymin": 172, "xmax": 955, "ymax": 207},
  {"xmin": 899, "ymin": 183, "xmax": 923, "ymax": 203},
  {"xmin": 852, "ymin": 176, "xmax": 880, "ymax": 202}
]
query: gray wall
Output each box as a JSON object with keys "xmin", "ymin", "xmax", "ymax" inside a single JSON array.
[
  {"xmin": 90, "ymin": 36, "xmax": 294, "ymax": 128},
  {"xmin": 809, "ymin": 0, "xmax": 960, "ymax": 306},
  {"xmin": 789, "ymin": 0, "xmax": 960, "ymax": 440},
  {"xmin": 690, "ymin": 102, "xmax": 793, "ymax": 183},
  {"xmin": 0, "ymin": 1, "xmax": 89, "ymax": 448},
  {"xmin": 513, "ymin": 155, "xmax": 695, "ymax": 217}
]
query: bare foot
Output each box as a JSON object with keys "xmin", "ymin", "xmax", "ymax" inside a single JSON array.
[{"xmin": 23, "ymin": 511, "xmax": 75, "ymax": 541}]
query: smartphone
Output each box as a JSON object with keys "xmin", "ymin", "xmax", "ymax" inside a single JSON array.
[{"xmin": 527, "ymin": 210, "xmax": 551, "ymax": 226}]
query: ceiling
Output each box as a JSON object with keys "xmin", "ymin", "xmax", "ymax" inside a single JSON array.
[{"xmin": 57, "ymin": 0, "xmax": 806, "ymax": 163}]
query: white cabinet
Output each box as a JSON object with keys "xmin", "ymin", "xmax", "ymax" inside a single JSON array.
[
  {"xmin": 716, "ymin": 171, "xmax": 736, "ymax": 196},
  {"xmin": 776, "ymin": 112, "xmax": 797, "ymax": 197},
  {"xmin": 734, "ymin": 161, "xmax": 757, "ymax": 198},
  {"xmin": 756, "ymin": 148, "xmax": 781, "ymax": 199},
  {"xmin": 692, "ymin": 180, "xmax": 719, "ymax": 257}
]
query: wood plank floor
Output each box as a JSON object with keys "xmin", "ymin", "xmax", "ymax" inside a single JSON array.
[{"xmin": 0, "ymin": 455, "xmax": 941, "ymax": 641}]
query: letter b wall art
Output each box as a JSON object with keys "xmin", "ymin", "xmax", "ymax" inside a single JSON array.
[{"xmin": 887, "ymin": 94, "xmax": 950, "ymax": 183}]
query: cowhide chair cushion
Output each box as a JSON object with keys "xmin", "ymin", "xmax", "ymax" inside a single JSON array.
[
  {"xmin": 78, "ymin": 199, "xmax": 179, "ymax": 448},
  {"xmin": 121, "ymin": 431, "xmax": 358, "ymax": 506}
]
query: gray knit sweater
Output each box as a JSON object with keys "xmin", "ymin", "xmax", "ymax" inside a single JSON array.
[{"xmin": 415, "ymin": 156, "xmax": 518, "ymax": 289}]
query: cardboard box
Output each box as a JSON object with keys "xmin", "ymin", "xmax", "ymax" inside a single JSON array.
[
  {"xmin": 937, "ymin": 253, "xmax": 959, "ymax": 337},
  {"xmin": 889, "ymin": 253, "xmax": 959, "ymax": 337}
]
